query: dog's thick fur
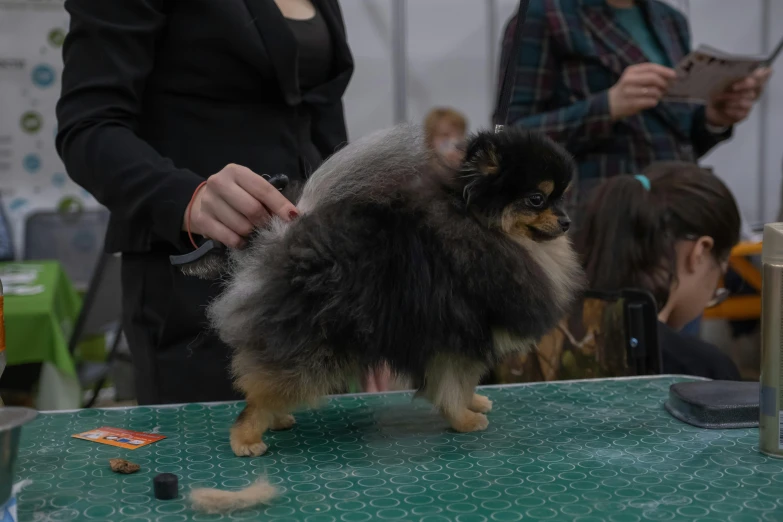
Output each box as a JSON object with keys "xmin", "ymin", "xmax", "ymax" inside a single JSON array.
[{"xmin": 207, "ymin": 124, "xmax": 583, "ymax": 460}]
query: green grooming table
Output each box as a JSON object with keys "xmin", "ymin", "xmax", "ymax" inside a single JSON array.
[{"xmin": 15, "ymin": 376, "xmax": 783, "ymax": 521}]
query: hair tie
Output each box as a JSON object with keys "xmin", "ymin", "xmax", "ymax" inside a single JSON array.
[
  {"xmin": 634, "ymin": 174, "xmax": 651, "ymax": 191},
  {"xmin": 187, "ymin": 181, "xmax": 208, "ymax": 249}
]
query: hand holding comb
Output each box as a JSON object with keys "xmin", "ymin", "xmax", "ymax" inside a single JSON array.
[{"xmin": 170, "ymin": 173, "xmax": 290, "ymax": 278}]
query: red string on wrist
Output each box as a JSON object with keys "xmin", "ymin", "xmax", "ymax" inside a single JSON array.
[{"xmin": 186, "ymin": 181, "xmax": 208, "ymax": 250}]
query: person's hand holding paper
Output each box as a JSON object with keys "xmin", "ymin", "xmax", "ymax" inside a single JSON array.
[
  {"xmin": 607, "ymin": 58, "xmax": 771, "ymax": 128},
  {"xmin": 706, "ymin": 67, "xmax": 773, "ymax": 127},
  {"xmin": 608, "ymin": 63, "xmax": 677, "ymax": 120},
  {"xmin": 664, "ymin": 40, "xmax": 780, "ymax": 122},
  {"xmin": 731, "ymin": 67, "xmax": 773, "ymax": 97}
]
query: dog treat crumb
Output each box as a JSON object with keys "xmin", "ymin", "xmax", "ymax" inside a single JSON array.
[{"xmin": 109, "ymin": 458, "xmax": 140, "ymax": 474}]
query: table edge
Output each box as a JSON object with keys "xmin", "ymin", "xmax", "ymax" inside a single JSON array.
[{"xmin": 41, "ymin": 374, "xmax": 704, "ymax": 414}]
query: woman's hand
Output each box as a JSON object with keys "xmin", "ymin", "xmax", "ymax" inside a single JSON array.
[
  {"xmin": 185, "ymin": 164, "xmax": 299, "ymax": 248},
  {"xmin": 706, "ymin": 67, "xmax": 773, "ymax": 128},
  {"xmin": 608, "ymin": 63, "xmax": 677, "ymax": 121},
  {"xmin": 362, "ymin": 365, "xmax": 392, "ymax": 393}
]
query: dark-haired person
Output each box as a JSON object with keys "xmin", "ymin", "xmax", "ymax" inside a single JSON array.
[
  {"xmin": 496, "ymin": 0, "xmax": 772, "ymax": 206},
  {"xmin": 56, "ymin": 0, "xmax": 356, "ymax": 404},
  {"xmin": 574, "ymin": 162, "xmax": 741, "ymax": 380}
]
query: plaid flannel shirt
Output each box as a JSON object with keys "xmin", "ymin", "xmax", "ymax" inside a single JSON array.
[{"xmin": 496, "ymin": 0, "xmax": 732, "ymax": 201}]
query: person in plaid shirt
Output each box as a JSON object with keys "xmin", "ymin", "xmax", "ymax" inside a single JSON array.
[{"xmin": 496, "ymin": 0, "xmax": 772, "ymax": 205}]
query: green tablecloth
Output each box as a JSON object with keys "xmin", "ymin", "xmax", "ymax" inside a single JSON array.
[
  {"xmin": 1, "ymin": 261, "xmax": 79, "ymax": 378},
  {"xmin": 15, "ymin": 376, "xmax": 783, "ymax": 521}
]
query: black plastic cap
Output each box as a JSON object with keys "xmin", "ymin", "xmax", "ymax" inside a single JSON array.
[{"xmin": 153, "ymin": 473, "xmax": 179, "ymax": 500}]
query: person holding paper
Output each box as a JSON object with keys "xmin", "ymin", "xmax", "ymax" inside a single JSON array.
[{"xmin": 496, "ymin": 0, "xmax": 772, "ymax": 205}]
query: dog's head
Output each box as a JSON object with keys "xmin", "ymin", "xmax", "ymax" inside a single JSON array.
[{"xmin": 458, "ymin": 128, "xmax": 575, "ymax": 242}]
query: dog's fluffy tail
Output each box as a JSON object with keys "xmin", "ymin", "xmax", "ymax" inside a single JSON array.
[{"xmin": 190, "ymin": 479, "xmax": 279, "ymax": 514}]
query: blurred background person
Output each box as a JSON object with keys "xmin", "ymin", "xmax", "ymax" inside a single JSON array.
[
  {"xmin": 496, "ymin": 0, "xmax": 771, "ymax": 207},
  {"xmin": 423, "ymin": 107, "xmax": 468, "ymax": 169},
  {"xmin": 574, "ymin": 161, "xmax": 742, "ymax": 380}
]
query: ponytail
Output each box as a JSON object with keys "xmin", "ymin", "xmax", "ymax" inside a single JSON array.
[{"xmin": 574, "ymin": 174, "xmax": 674, "ymax": 308}]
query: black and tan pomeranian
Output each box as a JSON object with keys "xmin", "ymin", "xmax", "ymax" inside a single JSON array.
[{"xmin": 207, "ymin": 124, "xmax": 583, "ymax": 459}]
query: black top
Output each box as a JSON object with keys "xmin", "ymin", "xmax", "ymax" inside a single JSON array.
[
  {"xmin": 657, "ymin": 322, "xmax": 742, "ymax": 380},
  {"xmin": 287, "ymin": 10, "xmax": 334, "ymax": 91},
  {"xmin": 56, "ymin": 0, "xmax": 353, "ymax": 255}
]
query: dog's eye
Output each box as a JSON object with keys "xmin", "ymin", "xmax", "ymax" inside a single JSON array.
[{"xmin": 526, "ymin": 194, "xmax": 545, "ymax": 208}]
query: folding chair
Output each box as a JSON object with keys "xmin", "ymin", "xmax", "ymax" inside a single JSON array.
[
  {"xmin": 703, "ymin": 241, "xmax": 762, "ymax": 321},
  {"xmin": 24, "ymin": 208, "xmax": 109, "ymax": 291},
  {"xmin": 67, "ymin": 251, "xmax": 133, "ymax": 407}
]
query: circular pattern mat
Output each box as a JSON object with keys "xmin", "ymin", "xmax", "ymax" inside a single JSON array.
[{"xmin": 15, "ymin": 376, "xmax": 783, "ymax": 521}]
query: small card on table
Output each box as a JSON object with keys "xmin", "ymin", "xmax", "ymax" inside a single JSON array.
[{"xmin": 72, "ymin": 427, "xmax": 165, "ymax": 449}]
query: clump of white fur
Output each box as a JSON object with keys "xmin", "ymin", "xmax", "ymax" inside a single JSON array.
[{"xmin": 190, "ymin": 479, "xmax": 278, "ymax": 514}]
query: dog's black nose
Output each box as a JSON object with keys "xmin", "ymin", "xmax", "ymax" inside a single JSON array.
[{"xmin": 558, "ymin": 217, "xmax": 571, "ymax": 232}]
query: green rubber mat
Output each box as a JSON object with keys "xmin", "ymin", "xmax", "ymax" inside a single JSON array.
[{"xmin": 15, "ymin": 376, "xmax": 783, "ymax": 521}]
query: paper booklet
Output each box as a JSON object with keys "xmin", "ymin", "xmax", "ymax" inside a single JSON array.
[{"xmin": 665, "ymin": 36, "xmax": 783, "ymax": 103}]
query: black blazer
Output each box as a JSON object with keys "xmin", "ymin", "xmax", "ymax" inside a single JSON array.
[{"xmin": 56, "ymin": 0, "xmax": 354, "ymax": 254}]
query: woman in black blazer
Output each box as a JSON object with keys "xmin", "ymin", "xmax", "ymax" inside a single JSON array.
[{"xmin": 56, "ymin": 0, "xmax": 354, "ymax": 404}]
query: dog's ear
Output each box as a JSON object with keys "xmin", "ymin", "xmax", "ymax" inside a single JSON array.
[
  {"xmin": 476, "ymin": 147, "xmax": 499, "ymax": 176},
  {"xmin": 464, "ymin": 133, "xmax": 499, "ymax": 177}
]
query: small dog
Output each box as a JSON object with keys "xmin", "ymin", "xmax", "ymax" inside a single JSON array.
[{"xmin": 207, "ymin": 124, "xmax": 583, "ymax": 458}]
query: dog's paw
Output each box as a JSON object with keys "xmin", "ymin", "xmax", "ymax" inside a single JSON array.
[
  {"xmin": 271, "ymin": 414, "xmax": 296, "ymax": 431},
  {"xmin": 231, "ymin": 440, "xmax": 268, "ymax": 457},
  {"xmin": 450, "ymin": 411, "xmax": 489, "ymax": 433},
  {"xmin": 469, "ymin": 394, "xmax": 493, "ymax": 413}
]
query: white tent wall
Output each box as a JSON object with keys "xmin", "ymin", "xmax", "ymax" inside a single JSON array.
[
  {"xmin": 763, "ymin": 0, "xmax": 783, "ymax": 223},
  {"xmin": 688, "ymin": 0, "xmax": 772, "ymax": 225},
  {"xmin": 341, "ymin": 1, "xmax": 396, "ymax": 139},
  {"xmin": 341, "ymin": 0, "xmax": 781, "ymax": 226}
]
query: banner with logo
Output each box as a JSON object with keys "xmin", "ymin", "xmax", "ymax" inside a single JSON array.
[{"xmin": 0, "ymin": 0, "xmax": 99, "ymax": 259}]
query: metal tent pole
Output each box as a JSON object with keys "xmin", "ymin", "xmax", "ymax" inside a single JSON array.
[
  {"xmin": 391, "ymin": 0, "xmax": 408, "ymax": 124},
  {"xmin": 757, "ymin": 0, "xmax": 771, "ymax": 223}
]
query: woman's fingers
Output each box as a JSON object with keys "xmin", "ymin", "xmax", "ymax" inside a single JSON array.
[
  {"xmin": 362, "ymin": 372, "xmax": 379, "ymax": 393},
  {"xmin": 625, "ymin": 73, "xmax": 671, "ymax": 92},
  {"xmin": 211, "ymin": 177, "xmax": 273, "ymax": 227},
  {"xmin": 232, "ymin": 165, "xmax": 299, "ymax": 221},
  {"xmin": 624, "ymin": 85, "xmax": 665, "ymax": 99},
  {"xmin": 374, "ymin": 365, "xmax": 392, "ymax": 392},
  {"xmin": 197, "ymin": 212, "xmax": 245, "ymax": 249},
  {"xmin": 202, "ymin": 193, "xmax": 256, "ymax": 238},
  {"xmin": 627, "ymin": 63, "xmax": 677, "ymax": 81}
]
